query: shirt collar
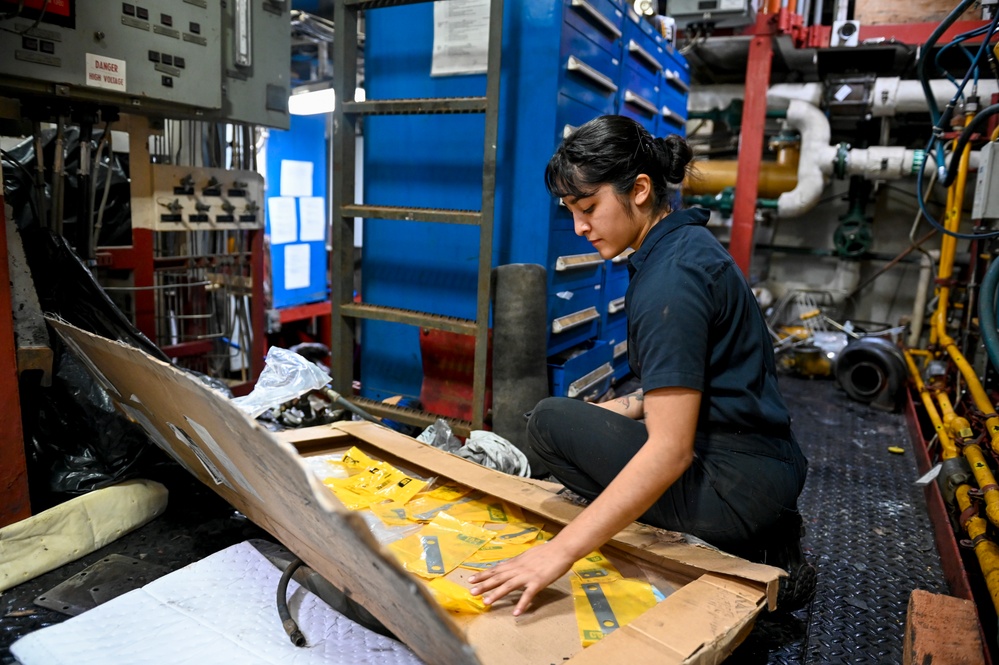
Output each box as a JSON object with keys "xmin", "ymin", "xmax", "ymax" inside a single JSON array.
[{"xmin": 628, "ymin": 206, "xmax": 711, "ymax": 274}]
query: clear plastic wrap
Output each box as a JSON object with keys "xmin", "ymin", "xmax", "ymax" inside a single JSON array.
[{"xmin": 231, "ymin": 346, "xmax": 331, "ymax": 418}]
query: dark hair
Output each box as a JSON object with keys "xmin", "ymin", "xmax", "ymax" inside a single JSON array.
[{"xmin": 544, "ymin": 115, "xmax": 693, "ymax": 216}]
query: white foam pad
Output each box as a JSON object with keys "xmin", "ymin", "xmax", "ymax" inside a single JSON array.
[{"xmin": 11, "ymin": 541, "xmax": 425, "ymax": 665}]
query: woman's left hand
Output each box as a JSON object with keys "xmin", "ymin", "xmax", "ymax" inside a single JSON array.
[{"xmin": 467, "ymin": 541, "xmax": 576, "ymax": 616}]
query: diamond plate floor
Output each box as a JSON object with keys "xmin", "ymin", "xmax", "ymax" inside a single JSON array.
[{"xmin": 728, "ymin": 376, "xmax": 950, "ymax": 664}]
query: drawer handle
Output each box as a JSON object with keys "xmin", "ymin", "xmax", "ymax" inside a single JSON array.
[
  {"xmin": 628, "ymin": 39, "xmax": 661, "ymax": 71},
  {"xmin": 624, "ymin": 89, "xmax": 657, "ymax": 116},
  {"xmin": 613, "ymin": 340, "xmax": 628, "ymax": 359},
  {"xmin": 665, "ymin": 69, "xmax": 690, "ymax": 93},
  {"xmin": 563, "ymin": 123, "xmax": 577, "ymax": 139},
  {"xmin": 552, "ymin": 306, "xmax": 600, "ymax": 334},
  {"xmin": 556, "ymin": 252, "xmax": 603, "ymax": 271},
  {"xmin": 568, "ymin": 362, "xmax": 614, "ymax": 399},
  {"xmin": 570, "ymin": 0, "xmax": 622, "ymax": 40},
  {"xmin": 608, "ymin": 296, "xmax": 626, "ymax": 314},
  {"xmin": 661, "ymin": 104, "xmax": 684, "ymax": 125},
  {"xmin": 567, "ymin": 55, "xmax": 618, "ymax": 93},
  {"xmin": 611, "ymin": 248, "xmax": 634, "ymax": 263}
]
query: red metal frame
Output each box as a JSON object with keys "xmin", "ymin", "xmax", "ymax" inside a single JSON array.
[
  {"xmin": 858, "ymin": 20, "xmax": 990, "ymax": 46},
  {"xmin": 0, "ymin": 190, "xmax": 32, "ymax": 527},
  {"xmin": 730, "ymin": 11, "xmax": 781, "ymax": 276}
]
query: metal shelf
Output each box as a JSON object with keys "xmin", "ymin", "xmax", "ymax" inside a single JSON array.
[
  {"xmin": 341, "ymin": 204, "xmax": 482, "ymax": 225},
  {"xmin": 343, "ymin": 97, "xmax": 488, "ymax": 115},
  {"xmin": 340, "ymin": 303, "xmax": 477, "ymax": 336}
]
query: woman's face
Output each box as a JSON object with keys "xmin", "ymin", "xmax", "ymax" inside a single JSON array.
[{"xmin": 562, "ymin": 179, "xmax": 653, "ymax": 259}]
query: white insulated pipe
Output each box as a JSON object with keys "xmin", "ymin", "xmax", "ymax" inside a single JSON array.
[
  {"xmin": 908, "ymin": 250, "xmax": 940, "ymax": 348},
  {"xmin": 777, "ymin": 100, "xmax": 829, "ymax": 218}
]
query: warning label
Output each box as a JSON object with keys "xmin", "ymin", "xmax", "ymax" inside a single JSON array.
[{"xmin": 85, "ymin": 53, "xmax": 126, "ymax": 92}]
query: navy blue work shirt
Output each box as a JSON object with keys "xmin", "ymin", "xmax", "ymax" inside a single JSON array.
[{"xmin": 626, "ymin": 206, "xmax": 791, "ymax": 435}]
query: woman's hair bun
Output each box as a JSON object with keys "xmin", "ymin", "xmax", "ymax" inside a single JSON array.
[{"xmin": 656, "ymin": 135, "xmax": 693, "ymax": 185}]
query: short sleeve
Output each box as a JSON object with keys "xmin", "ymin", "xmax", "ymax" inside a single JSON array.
[{"xmin": 629, "ymin": 260, "xmax": 713, "ymax": 393}]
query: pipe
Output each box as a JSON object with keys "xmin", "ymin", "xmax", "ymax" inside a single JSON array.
[
  {"xmin": 908, "ymin": 251, "xmax": 939, "ymax": 349},
  {"xmin": 935, "ymin": 392, "xmax": 973, "ymax": 443},
  {"xmin": 776, "ymin": 100, "xmax": 828, "ymax": 217},
  {"xmin": 685, "ymin": 144, "xmax": 799, "ymax": 199},
  {"xmin": 980, "ymin": 254, "xmax": 999, "ymax": 372},
  {"xmin": 956, "ymin": 485, "xmax": 999, "ymax": 616},
  {"xmin": 962, "ymin": 444, "xmax": 999, "ymax": 528},
  {"xmin": 904, "ymin": 350, "xmax": 958, "ymax": 460}
]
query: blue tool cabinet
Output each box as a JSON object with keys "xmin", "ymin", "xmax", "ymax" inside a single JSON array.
[{"xmin": 362, "ymin": 1, "xmax": 689, "ymax": 402}]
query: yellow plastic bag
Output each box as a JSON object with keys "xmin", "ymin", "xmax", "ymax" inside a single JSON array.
[
  {"xmin": 459, "ymin": 540, "xmax": 536, "ymax": 571},
  {"xmin": 426, "ymin": 577, "xmax": 491, "ymax": 614},
  {"xmin": 370, "ymin": 501, "xmax": 412, "ymax": 527},
  {"xmin": 407, "ymin": 490, "xmax": 482, "ymax": 522},
  {"xmin": 389, "ymin": 512, "xmax": 495, "ymax": 578},
  {"xmin": 448, "ymin": 498, "xmax": 525, "ymax": 524},
  {"xmin": 571, "ymin": 550, "xmax": 622, "ymax": 583},
  {"xmin": 570, "ymin": 577, "xmax": 658, "ymax": 647},
  {"xmin": 324, "ymin": 447, "xmax": 428, "ymax": 510},
  {"xmin": 492, "ymin": 521, "xmax": 544, "ymax": 544}
]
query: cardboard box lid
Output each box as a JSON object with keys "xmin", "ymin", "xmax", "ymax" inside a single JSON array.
[{"xmin": 48, "ymin": 319, "xmax": 781, "ymax": 664}]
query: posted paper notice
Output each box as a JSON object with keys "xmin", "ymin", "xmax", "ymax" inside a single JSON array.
[
  {"xmin": 267, "ymin": 197, "xmax": 298, "ymax": 245},
  {"xmin": 431, "ymin": 0, "xmax": 490, "ymax": 76},
  {"xmin": 284, "ymin": 244, "xmax": 311, "ymax": 290},
  {"xmin": 299, "ymin": 197, "xmax": 326, "ymax": 242},
  {"xmin": 280, "ymin": 160, "xmax": 314, "ymax": 197}
]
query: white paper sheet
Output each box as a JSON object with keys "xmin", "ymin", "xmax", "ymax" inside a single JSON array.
[
  {"xmin": 267, "ymin": 197, "xmax": 298, "ymax": 245},
  {"xmin": 280, "ymin": 159, "xmax": 314, "ymax": 197},
  {"xmin": 10, "ymin": 541, "xmax": 424, "ymax": 665},
  {"xmin": 431, "ymin": 0, "xmax": 490, "ymax": 76},
  {"xmin": 299, "ymin": 197, "xmax": 327, "ymax": 242},
  {"xmin": 284, "ymin": 243, "xmax": 311, "ymax": 290}
]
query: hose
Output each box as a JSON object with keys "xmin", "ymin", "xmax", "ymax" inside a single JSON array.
[
  {"xmin": 324, "ymin": 387, "xmax": 380, "ymax": 423},
  {"xmin": 276, "ymin": 557, "xmax": 307, "ymax": 647},
  {"xmin": 979, "ymin": 255, "xmax": 999, "ymax": 373}
]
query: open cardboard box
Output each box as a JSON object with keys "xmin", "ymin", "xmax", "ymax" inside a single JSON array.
[{"xmin": 49, "ymin": 318, "xmax": 783, "ymax": 665}]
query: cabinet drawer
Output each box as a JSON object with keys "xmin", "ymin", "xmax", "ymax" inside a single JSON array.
[
  {"xmin": 548, "ymin": 339, "xmax": 614, "ymax": 399},
  {"xmin": 555, "ymin": 92, "xmax": 607, "ymax": 150},
  {"xmin": 563, "ymin": 0, "xmax": 625, "ymax": 58},
  {"xmin": 547, "ymin": 284, "xmax": 602, "ymax": 354},
  {"xmin": 599, "ymin": 319, "xmax": 632, "ymax": 381},
  {"xmin": 560, "ymin": 24, "xmax": 620, "ymax": 113}
]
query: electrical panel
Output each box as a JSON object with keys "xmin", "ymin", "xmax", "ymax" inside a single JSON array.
[
  {"xmin": 219, "ymin": 0, "xmax": 291, "ymax": 129},
  {"xmin": 0, "ymin": 0, "xmax": 290, "ymax": 128},
  {"xmin": 132, "ymin": 164, "xmax": 264, "ymax": 231},
  {"xmin": 973, "ymin": 142, "xmax": 999, "ymax": 220},
  {"xmin": 666, "ymin": 0, "xmax": 755, "ymax": 29}
]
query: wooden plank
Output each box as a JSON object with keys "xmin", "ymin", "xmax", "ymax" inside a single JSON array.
[
  {"xmin": 903, "ymin": 589, "xmax": 986, "ymax": 665},
  {"xmin": 0, "ymin": 194, "xmax": 31, "ymax": 527}
]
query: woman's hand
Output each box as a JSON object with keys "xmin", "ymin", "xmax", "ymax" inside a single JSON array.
[{"xmin": 467, "ymin": 541, "xmax": 576, "ymax": 616}]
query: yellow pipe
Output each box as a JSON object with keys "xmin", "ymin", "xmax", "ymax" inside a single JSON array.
[
  {"xmin": 956, "ymin": 485, "xmax": 999, "ymax": 615},
  {"xmin": 684, "ymin": 146, "xmax": 799, "ymax": 199},
  {"xmin": 935, "ymin": 392, "xmax": 974, "ymax": 442},
  {"xmin": 904, "ymin": 350, "xmax": 959, "ymax": 460},
  {"xmin": 963, "ymin": 444, "xmax": 999, "ymax": 528}
]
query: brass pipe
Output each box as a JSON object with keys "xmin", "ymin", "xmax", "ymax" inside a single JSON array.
[
  {"xmin": 956, "ymin": 485, "xmax": 999, "ymax": 615},
  {"xmin": 963, "ymin": 444, "xmax": 999, "ymax": 528},
  {"xmin": 935, "ymin": 392, "xmax": 974, "ymax": 442},
  {"xmin": 684, "ymin": 146, "xmax": 799, "ymax": 200}
]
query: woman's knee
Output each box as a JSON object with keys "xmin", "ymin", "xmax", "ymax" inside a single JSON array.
[{"xmin": 526, "ymin": 397, "xmax": 575, "ymax": 455}]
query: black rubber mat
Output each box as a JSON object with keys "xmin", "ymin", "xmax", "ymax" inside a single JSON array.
[{"xmin": 729, "ymin": 375, "xmax": 950, "ymax": 664}]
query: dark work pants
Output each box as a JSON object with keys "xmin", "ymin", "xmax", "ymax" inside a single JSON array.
[{"xmin": 527, "ymin": 397, "xmax": 808, "ymax": 562}]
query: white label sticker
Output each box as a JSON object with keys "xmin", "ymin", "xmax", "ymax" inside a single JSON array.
[
  {"xmin": 85, "ymin": 53, "xmax": 126, "ymax": 91},
  {"xmin": 834, "ymin": 84, "xmax": 852, "ymax": 102}
]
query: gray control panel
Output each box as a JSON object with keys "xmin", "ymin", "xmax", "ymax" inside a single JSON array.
[{"xmin": 0, "ymin": 1, "xmax": 289, "ymax": 128}]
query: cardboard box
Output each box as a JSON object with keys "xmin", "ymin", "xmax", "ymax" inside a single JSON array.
[{"xmin": 49, "ymin": 319, "xmax": 783, "ymax": 665}]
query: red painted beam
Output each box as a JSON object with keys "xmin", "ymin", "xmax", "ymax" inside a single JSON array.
[
  {"xmin": 730, "ymin": 12, "xmax": 778, "ymax": 277},
  {"xmin": 277, "ymin": 300, "xmax": 332, "ymax": 324},
  {"xmin": 0, "ymin": 192, "xmax": 32, "ymax": 527}
]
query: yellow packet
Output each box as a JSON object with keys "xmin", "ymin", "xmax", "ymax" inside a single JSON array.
[
  {"xmin": 536, "ymin": 530, "xmax": 555, "ymax": 543},
  {"xmin": 426, "ymin": 577, "xmax": 490, "ymax": 614},
  {"xmin": 328, "ymin": 447, "xmax": 428, "ymax": 508},
  {"xmin": 323, "ymin": 479, "xmax": 378, "ymax": 511},
  {"xmin": 407, "ymin": 491, "xmax": 482, "ymax": 522},
  {"xmin": 389, "ymin": 512, "xmax": 495, "ymax": 578},
  {"xmin": 425, "ymin": 482, "xmax": 473, "ymax": 501},
  {"xmin": 571, "ymin": 550, "xmax": 623, "ymax": 582},
  {"xmin": 570, "ymin": 577, "xmax": 658, "ymax": 647},
  {"xmin": 371, "ymin": 501, "xmax": 411, "ymax": 526},
  {"xmin": 324, "ymin": 459, "xmax": 360, "ymax": 478},
  {"xmin": 448, "ymin": 499, "xmax": 525, "ymax": 524},
  {"xmin": 459, "ymin": 540, "xmax": 535, "ymax": 571},
  {"xmin": 492, "ymin": 521, "xmax": 544, "ymax": 544}
]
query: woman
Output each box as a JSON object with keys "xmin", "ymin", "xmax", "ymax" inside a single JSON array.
[{"xmin": 468, "ymin": 115, "xmax": 813, "ymax": 615}]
